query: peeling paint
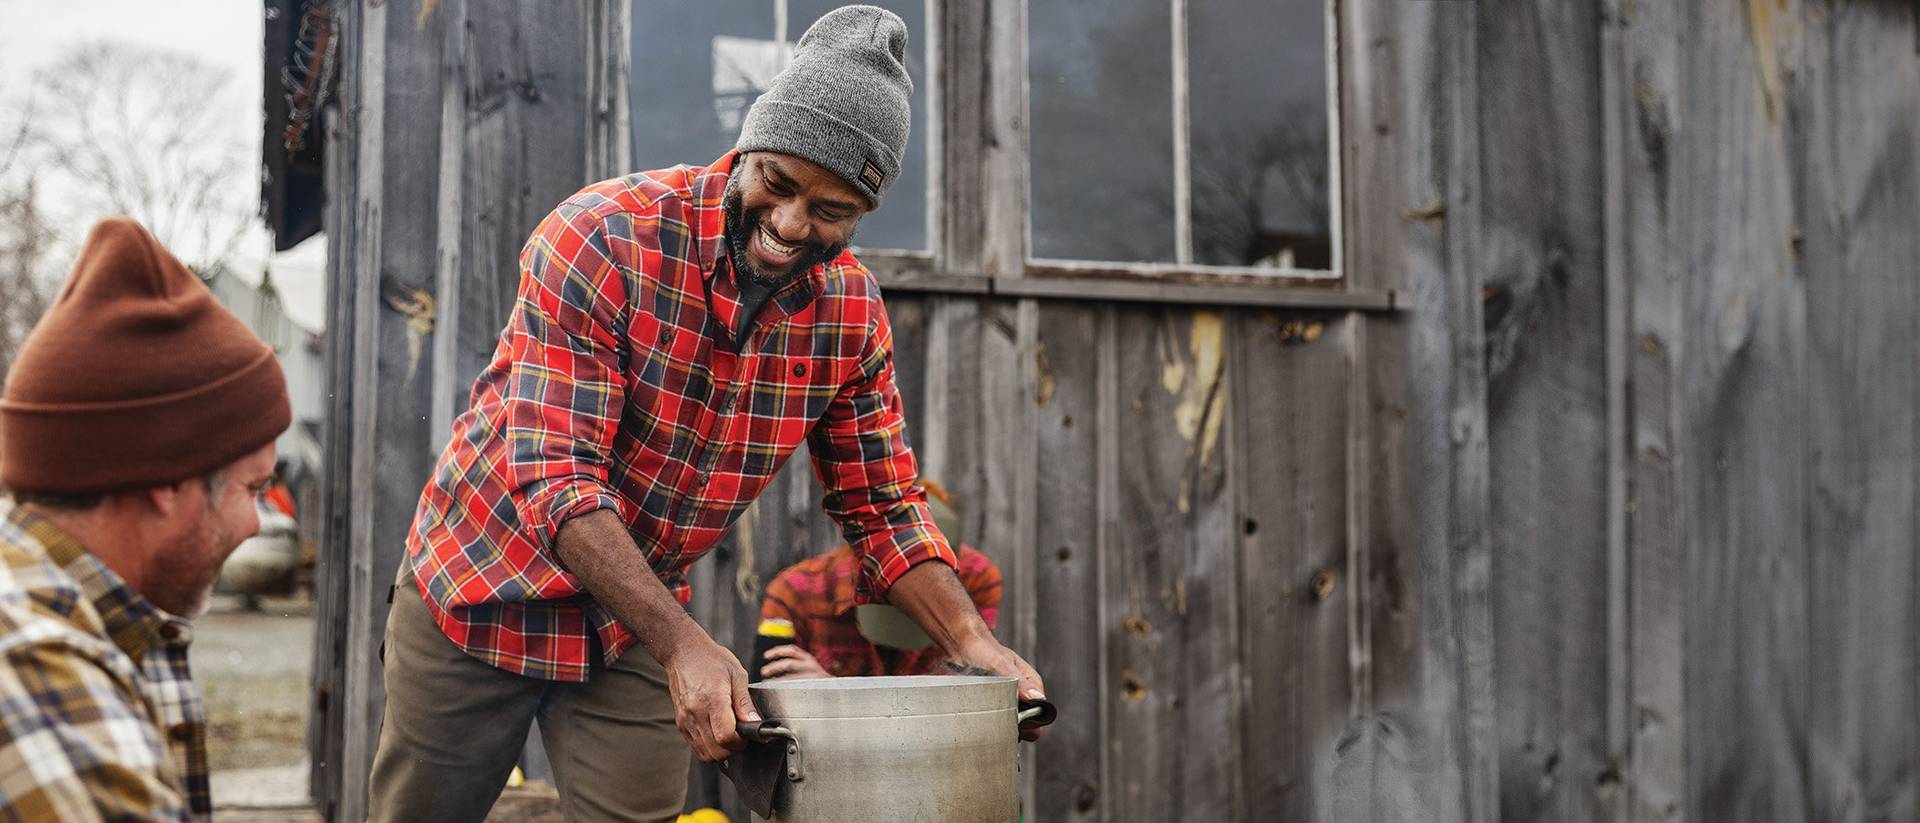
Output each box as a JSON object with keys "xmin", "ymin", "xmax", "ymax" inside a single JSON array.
[
  {"xmin": 417, "ymin": 0, "xmax": 438, "ymax": 30},
  {"xmin": 1035, "ymin": 343, "xmax": 1056, "ymax": 409},
  {"xmin": 1122, "ymin": 615, "xmax": 1153, "ymax": 637},
  {"xmin": 1403, "ymin": 199, "xmax": 1447, "ymax": 222},
  {"xmin": 1165, "ymin": 313, "xmax": 1227, "ymax": 515},
  {"xmin": 1170, "ymin": 312, "xmax": 1226, "ymax": 462},
  {"xmin": 381, "ymin": 284, "xmax": 436, "ymax": 383},
  {"xmin": 1746, "ymin": 0, "xmax": 1782, "ymax": 123}
]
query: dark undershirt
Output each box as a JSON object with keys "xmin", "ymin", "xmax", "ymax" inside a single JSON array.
[{"xmin": 734, "ymin": 273, "xmax": 777, "ymax": 350}]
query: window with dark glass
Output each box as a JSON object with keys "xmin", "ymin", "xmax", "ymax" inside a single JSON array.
[{"xmin": 1027, "ymin": 0, "xmax": 1334, "ymax": 272}]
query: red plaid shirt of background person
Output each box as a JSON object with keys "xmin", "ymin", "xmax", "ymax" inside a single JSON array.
[
  {"xmin": 404, "ymin": 152, "xmax": 954, "ymax": 681},
  {"xmin": 761, "ymin": 544, "xmax": 1000, "ymax": 677}
]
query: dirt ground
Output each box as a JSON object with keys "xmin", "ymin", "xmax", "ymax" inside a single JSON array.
[
  {"xmin": 193, "ymin": 593, "xmax": 569, "ymax": 820},
  {"xmin": 195, "ymin": 593, "xmax": 314, "ymax": 773}
]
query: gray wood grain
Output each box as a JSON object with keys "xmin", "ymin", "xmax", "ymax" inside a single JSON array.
[
  {"xmin": 1802, "ymin": 6, "xmax": 1920, "ymax": 821},
  {"xmin": 456, "ymin": 3, "xmax": 592, "ymax": 399},
  {"xmin": 1104, "ymin": 305, "xmax": 1238, "ymax": 822},
  {"xmin": 1233, "ymin": 311, "xmax": 1353, "ymax": 822},
  {"xmin": 1475, "ymin": 1, "xmax": 1613, "ymax": 820},
  {"xmin": 1608, "ymin": 0, "xmax": 1688, "ymax": 818},
  {"xmin": 1676, "ymin": 2, "xmax": 1813, "ymax": 819},
  {"xmin": 1028, "ymin": 302, "xmax": 1106, "ymax": 823},
  {"xmin": 331, "ymin": 2, "xmax": 450, "ymax": 819}
]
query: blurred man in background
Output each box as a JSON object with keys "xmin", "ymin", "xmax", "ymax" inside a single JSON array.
[
  {"xmin": 0, "ymin": 218, "xmax": 289, "ymax": 821},
  {"xmin": 756, "ymin": 482, "xmax": 1002, "ymax": 680}
]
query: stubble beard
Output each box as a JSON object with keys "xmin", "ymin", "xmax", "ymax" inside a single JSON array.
[{"xmin": 722, "ymin": 173, "xmax": 849, "ymax": 289}]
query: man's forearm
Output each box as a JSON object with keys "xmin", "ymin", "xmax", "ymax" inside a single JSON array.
[
  {"xmin": 883, "ymin": 561, "xmax": 996, "ymax": 656},
  {"xmin": 554, "ymin": 508, "xmax": 707, "ymax": 663}
]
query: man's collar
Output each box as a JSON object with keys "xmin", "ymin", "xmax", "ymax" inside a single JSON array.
[
  {"xmin": 4, "ymin": 501, "xmax": 192, "ymax": 663},
  {"xmin": 691, "ymin": 151, "xmax": 737, "ymax": 279}
]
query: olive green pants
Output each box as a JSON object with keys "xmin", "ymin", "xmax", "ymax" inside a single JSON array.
[{"xmin": 368, "ymin": 581, "xmax": 689, "ymax": 822}]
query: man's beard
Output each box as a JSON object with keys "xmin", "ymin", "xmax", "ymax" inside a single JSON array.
[
  {"xmin": 148, "ymin": 498, "xmax": 238, "ymax": 618},
  {"xmin": 723, "ymin": 176, "xmax": 848, "ymax": 288}
]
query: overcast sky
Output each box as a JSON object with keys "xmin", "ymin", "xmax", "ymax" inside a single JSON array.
[{"xmin": 0, "ymin": 0, "xmax": 327, "ymax": 330}]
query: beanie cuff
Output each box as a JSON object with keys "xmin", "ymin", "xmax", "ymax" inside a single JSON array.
[
  {"xmin": 2, "ymin": 350, "xmax": 291, "ymax": 494},
  {"xmin": 736, "ymin": 99, "xmax": 902, "ymax": 208}
]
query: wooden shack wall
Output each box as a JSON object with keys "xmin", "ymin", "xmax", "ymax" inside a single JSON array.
[{"xmin": 312, "ymin": 1, "xmax": 1920, "ymax": 821}]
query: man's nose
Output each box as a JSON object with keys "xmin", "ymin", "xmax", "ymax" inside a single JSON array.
[{"xmin": 768, "ymin": 201, "xmax": 811, "ymax": 243}]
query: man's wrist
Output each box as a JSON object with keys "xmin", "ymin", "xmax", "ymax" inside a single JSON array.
[{"xmin": 648, "ymin": 614, "xmax": 711, "ymax": 665}]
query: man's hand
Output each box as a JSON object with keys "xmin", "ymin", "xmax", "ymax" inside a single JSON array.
[
  {"xmin": 950, "ymin": 637, "xmax": 1049, "ymax": 741},
  {"xmin": 881, "ymin": 561, "xmax": 1049, "ymax": 741},
  {"xmin": 761, "ymin": 644, "xmax": 833, "ymax": 681},
  {"xmin": 552, "ymin": 511, "xmax": 761, "ymax": 763},
  {"xmin": 661, "ymin": 634, "xmax": 760, "ymax": 763}
]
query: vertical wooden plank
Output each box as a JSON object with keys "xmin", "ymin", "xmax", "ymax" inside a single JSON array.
[
  {"xmin": 935, "ymin": 0, "xmax": 984, "ymax": 275},
  {"xmin": 1802, "ymin": 4, "xmax": 1920, "ymax": 821},
  {"xmin": 1105, "ymin": 306, "xmax": 1238, "ymax": 823},
  {"xmin": 1606, "ymin": 0, "xmax": 1687, "ymax": 818},
  {"xmin": 334, "ymin": 2, "xmax": 449, "ymax": 819},
  {"xmin": 456, "ymin": 3, "xmax": 593, "ymax": 396},
  {"xmin": 979, "ymin": 0, "xmax": 1027, "ymax": 279},
  {"xmin": 429, "ymin": 0, "xmax": 468, "ymax": 456},
  {"xmin": 1677, "ymin": 1, "xmax": 1810, "ymax": 819},
  {"xmin": 1234, "ymin": 311, "xmax": 1352, "ymax": 822},
  {"xmin": 308, "ymin": 1, "xmax": 365, "ymax": 810},
  {"xmin": 974, "ymin": 296, "xmax": 1041, "ymax": 816},
  {"xmin": 1351, "ymin": 0, "xmax": 1497, "ymax": 819},
  {"xmin": 584, "ymin": 0, "xmax": 633, "ymax": 182},
  {"xmin": 1475, "ymin": 1, "xmax": 1612, "ymax": 820},
  {"xmin": 1029, "ymin": 302, "xmax": 1105, "ymax": 823}
]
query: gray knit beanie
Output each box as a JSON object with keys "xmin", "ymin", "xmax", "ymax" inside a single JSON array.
[{"xmin": 734, "ymin": 5, "xmax": 913, "ymax": 208}]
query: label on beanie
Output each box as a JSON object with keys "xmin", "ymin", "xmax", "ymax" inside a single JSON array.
[{"xmin": 859, "ymin": 159, "xmax": 884, "ymax": 194}]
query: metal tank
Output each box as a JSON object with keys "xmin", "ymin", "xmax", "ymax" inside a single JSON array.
[{"xmin": 720, "ymin": 675, "xmax": 1054, "ymax": 822}]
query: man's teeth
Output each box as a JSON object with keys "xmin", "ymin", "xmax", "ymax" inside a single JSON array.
[{"xmin": 760, "ymin": 227, "xmax": 798, "ymax": 257}]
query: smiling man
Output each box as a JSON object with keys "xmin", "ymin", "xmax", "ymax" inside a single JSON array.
[{"xmin": 369, "ymin": 6, "xmax": 1045, "ymax": 822}]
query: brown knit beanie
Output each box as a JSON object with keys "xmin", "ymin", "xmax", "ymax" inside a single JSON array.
[{"xmin": 0, "ymin": 218, "xmax": 290, "ymax": 494}]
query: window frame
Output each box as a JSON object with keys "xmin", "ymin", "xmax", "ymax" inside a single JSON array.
[{"xmin": 612, "ymin": 0, "xmax": 1391, "ymax": 309}]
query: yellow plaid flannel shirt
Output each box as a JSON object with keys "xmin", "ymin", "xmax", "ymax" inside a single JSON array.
[{"xmin": 0, "ymin": 498, "xmax": 209, "ymax": 821}]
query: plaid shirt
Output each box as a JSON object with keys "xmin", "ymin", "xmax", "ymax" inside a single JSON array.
[
  {"xmin": 408, "ymin": 152, "xmax": 953, "ymax": 681},
  {"xmin": 0, "ymin": 498, "xmax": 210, "ymax": 821},
  {"xmin": 761, "ymin": 545, "xmax": 999, "ymax": 677}
]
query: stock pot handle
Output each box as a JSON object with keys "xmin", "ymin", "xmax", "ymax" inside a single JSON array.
[
  {"xmin": 722, "ymin": 719, "xmax": 799, "ymax": 819},
  {"xmin": 735, "ymin": 719, "xmax": 796, "ymax": 745},
  {"xmin": 1017, "ymin": 698, "xmax": 1058, "ymax": 729}
]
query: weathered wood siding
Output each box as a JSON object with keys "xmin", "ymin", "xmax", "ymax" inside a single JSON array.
[{"xmin": 313, "ymin": 1, "xmax": 1920, "ymax": 821}]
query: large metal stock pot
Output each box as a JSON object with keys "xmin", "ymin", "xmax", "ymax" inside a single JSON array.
[{"xmin": 720, "ymin": 675, "xmax": 1054, "ymax": 822}]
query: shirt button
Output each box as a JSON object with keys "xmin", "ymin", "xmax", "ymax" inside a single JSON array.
[
  {"xmin": 659, "ymin": 329, "xmax": 674, "ymax": 346},
  {"xmin": 159, "ymin": 623, "xmax": 181, "ymax": 641},
  {"xmin": 168, "ymin": 723, "xmax": 193, "ymax": 743},
  {"xmin": 697, "ymin": 474, "xmax": 710, "ymax": 487},
  {"xmin": 792, "ymin": 362, "xmax": 807, "ymax": 377}
]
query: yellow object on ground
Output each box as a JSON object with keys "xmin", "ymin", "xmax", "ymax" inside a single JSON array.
[
  {"xmin": 678, "ymin": 809, "xmax": 729, "ymax": 823},
  {"xmin": 506, "ymin": 766, "xmax": 525, "ymax": 788}
]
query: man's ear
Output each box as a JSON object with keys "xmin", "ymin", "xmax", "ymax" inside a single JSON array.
[{"xmin": 142, "ymin": 479, "xmax": 195, "ymax": 521}]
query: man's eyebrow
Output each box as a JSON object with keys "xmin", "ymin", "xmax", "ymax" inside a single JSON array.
[
  {"xmin": 764, "ymin": 159, "xmax": 859, "ymax": 213},
  {"xmin": 763, "ymin": 159, "xmax": 797, "ymax": 187}
]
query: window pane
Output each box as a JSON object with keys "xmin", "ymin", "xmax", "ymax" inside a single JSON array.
[
  {"xmin": 1190, "ymin": 0, "xmax": 1331, "ymax": 269},
  {"xmin": 1027, "ymin": 0, "xmax": 1177, "ymax": 263},
  {"xmin": 629, "ymin": 1, "xmax": 929, "ymax": 251}
]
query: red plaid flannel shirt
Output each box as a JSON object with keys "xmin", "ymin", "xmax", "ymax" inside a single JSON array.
[
  {"xmin": 761, "ymin": 544, "xmax": 1000, "ymax": 677},
  {"xmin": 406, "ymin": 152, "xmax": 954, "ymax": 681}
]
